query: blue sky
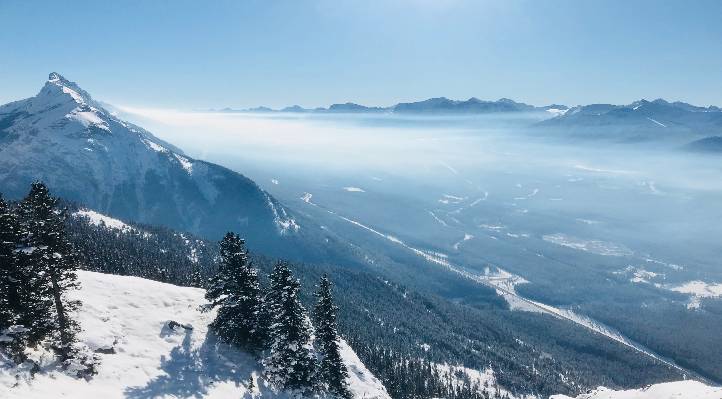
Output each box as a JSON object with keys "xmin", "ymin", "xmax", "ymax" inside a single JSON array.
[{"xmin": 1, "ymin": 0, "xmax": 722, "ymax": 109}]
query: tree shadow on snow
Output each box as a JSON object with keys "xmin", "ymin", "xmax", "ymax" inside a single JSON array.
[{"xmin": 124, "ymin": 326, "xmax": 263, "ymax": 399}]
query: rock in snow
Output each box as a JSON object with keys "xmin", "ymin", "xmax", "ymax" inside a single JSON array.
[{"xmin": 0, "ymin": 271, "xmax": 390, "ymax": 399}]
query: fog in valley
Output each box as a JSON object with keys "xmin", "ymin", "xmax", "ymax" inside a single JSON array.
[{"xmin": 122, "ymin": 108, "xmax": 722, "ymax": 301}]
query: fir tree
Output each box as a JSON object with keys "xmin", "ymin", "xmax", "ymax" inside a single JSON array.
[
  {"xmin": 189, "ymin": 263, "xmax": 203, "ymax": 288},
  {"xmin": 17, "ymin": 182, "xmax": 81, "ymax": 360},
  {"xmin": 0, "ymin": 194, "xmax": 20, "ymax": 331},
  {"xmin": 0, "ymin": 194, "xmax": 32, "ymax": 363},
  {"xmin": 313, "ymin": 275, "xmax": 351, "ymax": 398},
  {"xmin": 205, "ymin": 232, "xmax": 265, "ymax": 353},
  {"xmin": 263, "ymin": 261, "xmax": 316, "ymax": 393}
]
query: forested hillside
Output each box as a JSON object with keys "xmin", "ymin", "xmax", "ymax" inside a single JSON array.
[{"xmin": 60, "ymin": 200, "xmax": 688, "ymax": 397}]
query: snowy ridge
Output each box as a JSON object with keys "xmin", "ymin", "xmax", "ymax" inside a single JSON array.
[
  {"xmin": 73, "ymin": 209, "xmax": 132, "ymax": 232},
  {"xmin": 0, "ymin": 271, "xmax": 389, "ymax": 399}
]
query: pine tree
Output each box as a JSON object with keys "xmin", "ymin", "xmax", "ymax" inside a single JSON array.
[
  {"xmin": 263, "ymin": 261, "xmax": 316, "ymax": 393},
  {"xmin": 205, "ymin": 232, "xmax": 266, "ymax": 353},
  {"xmin": 313, "ymin": 275, "xmax": 351, "ymax": 398},
  {"xmin": 189, "ymin": 263, "xmax": 203, "ymax": 288},
  {"xmin": 0, "ymin": 194, "xmax": 31, "ymax": 363},
  {"xmin": 0, "ymin": 194, "xmax": 20, "ymax": 331},
  {"xmin": 17, "ymin": 182, "xmax": 81, "ymax": 360}
]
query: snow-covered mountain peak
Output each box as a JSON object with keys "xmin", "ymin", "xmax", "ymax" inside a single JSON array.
[
  {"xmin": 0, "ymin": 72, "xmax": 188, "ymax": 151},
  {"xmin": 40, "ymin": 71, "xmax": 95, "ymax": 108},
  {"xmin": 0, "ymin": 73, "xmax": 306, "ymax": 249},
  {"xmin": 48, "ymin": 71, "xmax": 75, "ymax": 87}
]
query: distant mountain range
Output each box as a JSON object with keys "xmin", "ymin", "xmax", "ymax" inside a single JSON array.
[
  {"xmin": 216, "ymin": 97, "xmax": 569, "ymax": 115},
  {"xmin": 0, "ymin": 73, "xmax": 354, "ymax": 260},
  {"xmin": 219, "ymin": 96, "xmax": 722, "ymax": 145},
  {"xmin": 538, "ymin": 99, "xmax": 722, "ymax": 140}
]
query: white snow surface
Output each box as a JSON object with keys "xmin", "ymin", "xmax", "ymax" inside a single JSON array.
[
  {"xmin": 550, "ymin": 380, "xmax": 721, "ymax": 399},
  {"xmin": 343, "ymin": 187, "xmax": 365, "ymax": 192},
  {"xmin": 0, "ymin": 271, "xmax": 390, "ymax": 399},
  {"xmin": 646, "ymin": 117, "xmax": 667, "ymax": 128},
  {"xmin": 671, "ymin": 281, "xmax": 722, "ymax": 309},
  {"xmin": 452, "ymin": 233, "xmax": 474, "ymax": 250},
  {"xmin": 73, "ymin": 209, "xmax": 132, "ymax": 233},
  {"xmin": 70, "ymin": 109, "xmax": 110, "ymax": 131},
  {"xmin": 671, "ymin": 280, "xmax": 722, "ymax": 298},
  {"xmin": 264, "ymin": 193, "xmax": 300, "ymax": 234},
  {"xmin": 434, "ymin": 363, "xmax": 526, "ymax": 399},
  {"xmin": 543, "ymin": 233, "xmax": 633, "ymax": 257},
  {"xmin": 174, "ymin": 154, "xmax": 194, "ymax": 174},
  {"xmin": 300, "ymin": 192, "xmax": 314, "ymax": 204}
]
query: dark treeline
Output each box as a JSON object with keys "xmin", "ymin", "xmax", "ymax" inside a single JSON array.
[
  {"xmin": 65, "ymin": 212, "xmax": 215, "ymax": 287},
  {"xmin": 347, "ymin": 340, "xmax": 510, "ymax": 399}
]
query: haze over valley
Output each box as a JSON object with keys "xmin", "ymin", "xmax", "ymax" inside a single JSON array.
[{"xmin": 2, "ymin": 2, "xmax": 722, "ymax": 398}]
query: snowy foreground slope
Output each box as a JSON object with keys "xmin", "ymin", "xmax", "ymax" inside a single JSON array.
[
  {"xmin": 0, "ymin": 271, "xmax": 390, "ymax": 399},
  {"xmin": 550, "ymin": 380, "xmax": 722, "ymax": 399}
]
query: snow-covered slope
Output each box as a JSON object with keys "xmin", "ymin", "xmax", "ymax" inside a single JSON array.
[
  {"xmin": 0, "ymin": 73, "xmax": 299, "ymax": 251},
  {"xmin": 0, "ymin": 271, "xmax": 390, "ymax": 399},
  {"xmin": 550, "ymin": 380, "xmax": 721, "ymax": 399}
]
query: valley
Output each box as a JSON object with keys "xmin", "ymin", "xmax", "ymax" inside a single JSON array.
[
  {"xmin": 3, "ymin": 2, "xmax": 722, "ymax": 398},
  {"xmin": 128, "ymin": 110, "xmax": 722, "ymax": 384}
]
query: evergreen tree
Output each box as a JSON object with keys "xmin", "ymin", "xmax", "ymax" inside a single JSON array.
[
  {"xmin": 189, "ymin": 263, "xmax": 203, "ymax": 288},
  {"xmin": 0, "ymin": 194, "xmax": 32, "ymax": 363},
  {"xmin": 0, "ymin": 194, "xmax": 20, "ymax": 331},
  {"xmin": 17, "ymin": 182, "xmax": 81, "ymax": 360},
  {"xmin": 313, "ymin": 275, "xmax": 351, "ymax": 398},
  {"xmin": 264, "ymin": 261, "xmax": 316, "ymax": 393},
  {"xmin": 205, "ymin": 232, "xmax": 265, "ymax": 353}
]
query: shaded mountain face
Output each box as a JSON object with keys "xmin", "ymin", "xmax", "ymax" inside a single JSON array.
[
  {"xmin": 327, "ymin": 102, "xmax": 386, "ymax": 113},
  {"xmin": 538, "ymin": 99, "xmax": 722, "ymax": 140},
  {"xmin": 685, "ymin": 136, "xmax": 722, "ymax": 153},
  {"xmin": 391, "ymin": 97, "xmax": 540, "ymax": 113},
  {"xmin": 0, "ymin": 73, "xmax": 303, "ymax": 253}
]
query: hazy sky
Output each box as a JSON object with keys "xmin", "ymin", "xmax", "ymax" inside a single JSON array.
[{"xmin": 2, "ymin": 0, "xmax": 722, "ymax": 109}]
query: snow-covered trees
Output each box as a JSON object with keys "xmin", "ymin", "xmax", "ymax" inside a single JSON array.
[
  {"xmin": 263, "ymin": 261, "xmax": 317, "ymax": 393},
  {"xmin": 0, "ymin": 194, "xmax": 32, "ymax": 363},
  {"xmin": 0, "ymin": 195, "xmax": 20, "ymax": 329},
  {"xmin": 204, "ymin": 234, "xmax": 354, "ymax": 396},
  {"xmin": 205, "ymin": 233, "xmax": 266, "ymax": 353},
  {"xmin": 17, "ymin": 182, "xmax": 81, "ymax": 360},
  {"xmin": 0, "ymin": 183, "xmax": 95, "ymax": 375},
  {"xmin": 314, "ymin": 275, "xmax": 351, "ymax": 399}
]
